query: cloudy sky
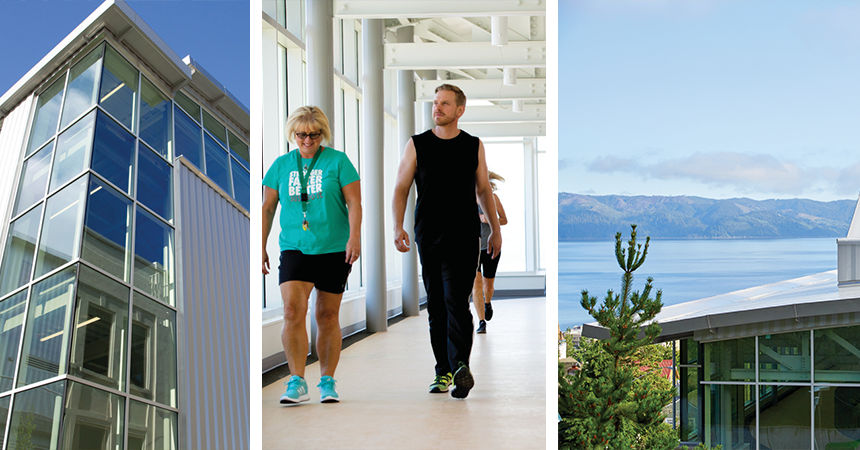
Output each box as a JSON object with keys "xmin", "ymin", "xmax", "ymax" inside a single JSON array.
[{"xmin": 560, "ymin": 0, "xmax": 860, "ymax": 202}]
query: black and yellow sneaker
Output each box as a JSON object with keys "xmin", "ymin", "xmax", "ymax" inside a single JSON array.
[
  {"xmin": 451, "ymin": 362, "xmax": 475, "ymax": 399},
  {"xmin": 429, "ymin": 373, "xmax": 452, "ymax": 393}
]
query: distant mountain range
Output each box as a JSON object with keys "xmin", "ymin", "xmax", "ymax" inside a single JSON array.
[{"xmin": 559, "ymin": 194, "xmax": 857, "ymax": 240}]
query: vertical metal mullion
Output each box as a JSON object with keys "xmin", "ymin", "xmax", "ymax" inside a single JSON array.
[
  {"xmin": 755, "ymin": 335, "xmax": 759, "ymax": 450},
  {"xmin": 810, "ymin": 331, "xmax": 815, "ymax": 450}
]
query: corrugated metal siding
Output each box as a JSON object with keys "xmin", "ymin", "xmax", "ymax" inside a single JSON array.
[
  {"xmin": 176, "ymin": 160, "xmax": 249, "ymax": 450},
  {"xmin": 0, "ymin": 95, "xmax": 35, "ymax": 260}
]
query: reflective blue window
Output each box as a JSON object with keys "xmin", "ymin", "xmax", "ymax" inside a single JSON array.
[
  {"xmin": 134, "ymin": 210, "xmax": 173, "ymax": 306},
  {"xmin": 0, "ymin": 205, "xmax": 42, "ymax": 297},
  {"xmin": 204, "ymin": 134, "xmax": 231, "ymax": 194},
  {"xmin": 174, "ymin": 107, "xmax": 202, "ymax": 169},
  {"xmin": 13, "ymin": 142, "xmax": 53, "ymax": 217},
  {"xmin": 137, "ymin": 146, "xmax": 173, "ymax": 222},
  {"xmin": 228, "ymin": 131, "xmax": 249, "ymax": 170},
  {"xmin": 92, "ymin": 111, "xmax": 135, "ymax": 194},
  {"xmin": 99, "ymin": 45, "xmax": 138, "ymax": 131},
  {"xmin": 231, "ymin": 159, "xmax": 250, "ymax": 211},
  {"xmin": 82, "ymin": 178, "xmax": 132, "ymax": 280},
  {"xmin": 35, "ymin": 176, "xmax": 88, "ymax": 279},
  {"xmin": 60, "ymin": 45, "xmax": 103, "ymax": 130},
  {"xmin": 139, "ymin": 78, "xmax": 171, "ymax": 159},
  {"xmin": 49, "ymin": 110, "xmax": 95, "ymax": 193},
  {"xmin": 27, "ymin": 76, "xmax": 65, "ymax": 156}
]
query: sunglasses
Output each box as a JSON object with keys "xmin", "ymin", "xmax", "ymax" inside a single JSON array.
[{"xmin": 295, "ymin": 132, "xmax": 322, "ymax": 140}]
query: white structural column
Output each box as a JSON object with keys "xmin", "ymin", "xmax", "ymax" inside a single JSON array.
[
  {"xmin": 397, "ymin": 26, "xmax": 420, "ymax": 317},
  {"xmin": 362, "ymin": 19, "xmax": 387, "ymax": 332},
  {"xmin": 523, "ymin": 138, "xmax": 540, "ymax": 271},
  {"xmin": 306, "ymin": 0, "xmax": 335, "ymax": 127}
]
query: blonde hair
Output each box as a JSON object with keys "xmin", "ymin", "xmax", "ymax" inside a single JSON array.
[
  {"xmin": 285, "ymin": 106, "xmax": 333, "ymax": 146},
  {"xmin": 435, "ymin": 84, "xmax": 467, "ymax": 107},
  {"xmin": 489, "ymin": 171, "xmax": 505, "ymax": 191}
]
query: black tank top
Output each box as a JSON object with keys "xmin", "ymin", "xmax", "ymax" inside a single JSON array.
[{"xmin": 412, "ymin": 129, "xmax": 481, "ymax": 245}]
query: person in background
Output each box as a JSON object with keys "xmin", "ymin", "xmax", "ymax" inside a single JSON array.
[{"xmin": 473, "ymin": 171, "xmax": 507, "ymax": 334}]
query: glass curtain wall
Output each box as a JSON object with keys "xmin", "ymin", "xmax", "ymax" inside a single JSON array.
[
  {"xmin": 0, "ymin": 38, "xmax": 203, "ymax": 449},
  {"xmin": 693, "ymin": 325, "xmax": 860, "ymax": 450}
]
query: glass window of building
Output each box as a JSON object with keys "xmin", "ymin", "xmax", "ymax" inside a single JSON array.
[
  {"xmin": 6, "ymin": 380, "xmax": 65, "ymax": 449},
  {"xmin": 137, "ymin": 146, "xmax": 173, "ymax": 222},
  {"xmin": 60, "ymin": 44, "xmax": 103, "ymax": 130},
  {"xmin": 68, "ymin": 266, "xmax": 129, "ymax": 391},
  {"xmin": 99, "ymin": 44, "xmax": 139, "ymax": 131},
  {"xmin": 0, "ymin": 396, "xmax": 8, "ymax": 449},
  {"xmin": 203, "ymin": 110, "xmax": 227, "ymax": 148},
  {"xmin": 174, "ymin": 90, "xmax": 200, "ymax": 122},
  {"xmin": 133, "ymin": 209, "xmax": 174, "ymax": 306},
  {"xmin": 704, "ymin": 384, "xmax": 756, "ymax": 449},
  {"xmin": 17, "ymin": 267, "xmax": 76, "ymax": 387},
  {"xmin": 61, "ymin": 381, "xmax": 125, "ymax": 450},
  {"xmin": 814, "ymin": 325, "xmax": 860, "ymax": 383},
  {"xmin": 27, "ymin": 76, "xmax": 65, "ymax": 156},
  {"xmin": 13, "ymin": 141, "xmax": 53, "ymax": 217},
  {"xmin": 759, "ymin": 385, "xmax": 810, "ymax": 448},
  {"xmin": 49, "ymin": 109, "xmax": 95, "ymax": 193},
  {"xmin": 204, "ymin": 134, "xmax": 232, "ymax": 194},
  {"xmin": 139, "ymin": 77, "xmax": 172, "ymax": 159},
  {"xmin": 0, "ymin": 205, "xmax": 42, "ymax": 297},
  {"xmin": 814, "ymin": 386, "xmax": 860, "ymax": 447},
  {"xmin": 0, "ymin": 291, "xmax": 28, "ymax": 393},
  {"xmin": 130, "ymin": 292, "xmax": 177, "ymax": 407},
  {"xmin": 82, "ymin": 176, "xmax": 132, "ymax": 281},
  {"xmin": 34, "ymin": 176, "xmax": 87, "ymax": 278},
  {"xmin": 704, "ymin": 337, "xmax": 755, "ymax": 382},
  {"xmin": 92, "ymin": 110, "xmax": 136, "ymax": 194},
  {"xmin": 231, "ymin": 161, "xmax": 250, "ymax": 211},
  {"xmin": 759, "ymin": 331, "xmax": 810, "ymax": 382},
  {"xmin": 229, "ymin": 130, "xmax": 249, "ymax": 170},
  {"xmin": 128, "ymin": 399, "xmax": 178, "ymax": 450},
  {"xmin": 174, "ymin": 107, "xmax": 203, "ymax": 169}
]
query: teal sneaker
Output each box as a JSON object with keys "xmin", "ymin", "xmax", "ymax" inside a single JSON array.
[
  {"xmin": 451, "ymin": 362, "xmax": 474, "ymax": 399},
  {"xmin": 318, "ymin": 376, "xmax": 340, "ymax": 403},
  {"xmin": 280, "ymin": 375, "xmax": 310, "ymax": 404},
  {"xmin": 429, "ymin": 373, "xmax": 452, "ymax": 393}
]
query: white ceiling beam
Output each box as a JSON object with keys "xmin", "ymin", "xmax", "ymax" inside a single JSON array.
[
  {"xmin": 461, "ymin": 104, "xmax": 546, "ymax": 123},
  {"xmin": 333, "ymin": 1, "xmax": 546, "ymax": 19},
  {"xmin": 385, "ymin": 41, "xmax": 546, "ymax": 70},
  {"xmin": 460, "ymin": 122, "xmax": 546, "ymax": 138},
  {"xmin": 416, "ymin": 78, "xmax": 546, "ymax": 101}
]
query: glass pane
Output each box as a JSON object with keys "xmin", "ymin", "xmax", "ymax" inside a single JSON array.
[
  {"xmin": 69, "ymin": 266, "xmax": 129, "ymax": 391},
  {"xmin": 134, "ymin": 210, "xmax": 173, "ymax": 305},
  {"xmin": 174, "ymin": 107, "xmax": 202, "ymax": 169},
  {"xmin": 137, "ymin": 146, "xmax": 173, "ymax": 222},
  {"xmin": 91, "ymin": 110, "xmax": 135, "ymax": 194},
  {"xmin": 231, "ymin": 160, "xmax": 250, "ymax": 211},
  {"xmin": 128, "ymin": 399, "xmax": 178, "ymax": 450},
  {"xmin": 27, "ymin": 76, "xmax": 65, "ymax": 156},
  {"xmin": 139, "ymin": 78, "xmax": 172, "ymax": 159},
  {"xmin": 7, "ymin": 380, "xmax": 65, "ymax": 450},
  {"xmin": 174, "ymin": 90, "xmax": 200, "ymax": 121},
  {"xmin": 759, "ymin": 385, "xmax": 811, "ymax": 450},
  {"xmin": 60, "ymin": 44, "xmax": 103, "ymax": 130},
  {"xmin": 204, "ymin": 134, "xmax": 232, "ymax": 194},
  {"xmin": 760, "ymin": 331, "xmax": 811, "ymax": 382},
  {"xmin": 679, "ymin": 339, "xmax": 699, "ymax": 442},
  {"xmin": 0, "ymin": 292, "xmax": 27, "ymax": 393},
  {"xmin": 13, "ymin": 141, "xmax": 53, "ymax": 217},
  {"xmin": 49, "ymin": 109, "xmax": 95, "ymax": 193},
  {"xmin": 82, "ymin": 178, "xmax": 132, "ymax": 280},
  {"xmin": 61, "ymin": 381, "xmax": 125, "ymax": 450},
  {"xmin": 202, "ymin": 110, "xmax": 227, "ymax": 148},
  {"xmin": 99, "ymin": 45, "xmax": 139, "ymax": 131},
  {"xmin": 17, "ymin": 267, "xmax": 76, "ymax": 387},
  {"xmin": 704, "ymin": 384, "xmax": 756, "ymax": 450},
  {"xmin": 704, "ymin": 337, "xmax": 755, "ymax": 382},
  {"xmin": 815, "ymin": 325, "xmax": 860, "ymax": 383},
  {"xmin": 814, "ymin": 386, "xmax": 860, "ymax": 447},
  {"xmin": 0, "ymin": 396, "xmax": 9, "ymax": 449},
  {"xmin": 0, "ymin": 205, "xmax": 43, "ymax": 297},
  {"xmin": 228, "ymin": 130, "xmax": 249, "ymax": 169},
  {"xmin": 130, "ymin": 293, "xmax": 177, "ymax": 407},
  {"xmin": 34, "ymin": 176, "xmax": 87, "ymax": 279}
]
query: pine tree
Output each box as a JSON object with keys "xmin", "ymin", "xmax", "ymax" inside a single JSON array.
[{"xmin": 559, "ymin": 225, "xmax": 677, "ymax": 450}]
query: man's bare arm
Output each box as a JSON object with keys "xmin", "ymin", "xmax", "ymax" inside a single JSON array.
[{"xmin": 392, "ymin": 138, "xmax": 417, "ymax": 252}]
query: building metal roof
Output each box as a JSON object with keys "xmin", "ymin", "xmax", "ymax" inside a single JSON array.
[{"xmin": 0, "ymin": 0, "xmax": 248, "ymax": 136}]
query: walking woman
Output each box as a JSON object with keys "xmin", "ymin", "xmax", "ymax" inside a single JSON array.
[
  {"xmin": 262, "ymin": 106, "xmax": 361, "ymax": 404},
  {"xmin": 473, "ymin": 171, "xmax": 507, "ymax": 333}
]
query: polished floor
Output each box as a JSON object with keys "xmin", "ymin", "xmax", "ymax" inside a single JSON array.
[{"xmin": 261, "ymin": 296, "xmax": 547, "ymax": 450}]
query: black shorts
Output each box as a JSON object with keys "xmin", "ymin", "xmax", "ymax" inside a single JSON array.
[
  {"xmin": 477, "ymin": 251, "xmax": 501, "ymax": 279},
  {"xmin": 279, "ymin": 250, "xmax": 352, "ymax": 294}
]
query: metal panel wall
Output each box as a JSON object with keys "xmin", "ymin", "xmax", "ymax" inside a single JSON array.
[
  {"xmin": 0, "ymin": 95, "xmax": 35, "ymax": 261},
  {"xmin": 176, "ymin": 160, "xmax": 249, "ymax": 450}
]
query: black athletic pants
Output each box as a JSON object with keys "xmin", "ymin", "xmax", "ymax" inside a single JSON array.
[{"xmin": 416, "ymin": 236, "xmax": 479, "ymax": 376}]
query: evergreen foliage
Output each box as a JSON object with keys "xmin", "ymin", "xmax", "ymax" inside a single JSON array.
[{"xmin": 558, "ymin": 225, "xmax": 676, "ymax": 450}]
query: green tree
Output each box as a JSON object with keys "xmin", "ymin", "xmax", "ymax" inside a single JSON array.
[{"xmin": 558, "ymin": 225, "xmax": 676, "ymax": 450}]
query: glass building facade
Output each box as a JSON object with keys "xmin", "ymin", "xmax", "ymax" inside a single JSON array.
[
  {"xmin": 680, "ymin": 325, "xmax": 860, "ymax": 450},
  {"xmin": 0, "ymin": 36, "xmax": 249, "ymax": 449}
]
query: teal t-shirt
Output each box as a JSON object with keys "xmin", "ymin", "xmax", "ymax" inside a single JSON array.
[{"xmin": 263, "ymin": 147, "xmax": 360, "ymax": 254}]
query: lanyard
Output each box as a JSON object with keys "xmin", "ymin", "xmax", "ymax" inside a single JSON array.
[{"xmin": 296, "ymin": 146, "xmax": 323, "ymax": 230}]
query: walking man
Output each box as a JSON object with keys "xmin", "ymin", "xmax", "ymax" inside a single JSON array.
[{"xmin": 392, "ymin": 84, "xmax": 502, "ymax": 399}]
